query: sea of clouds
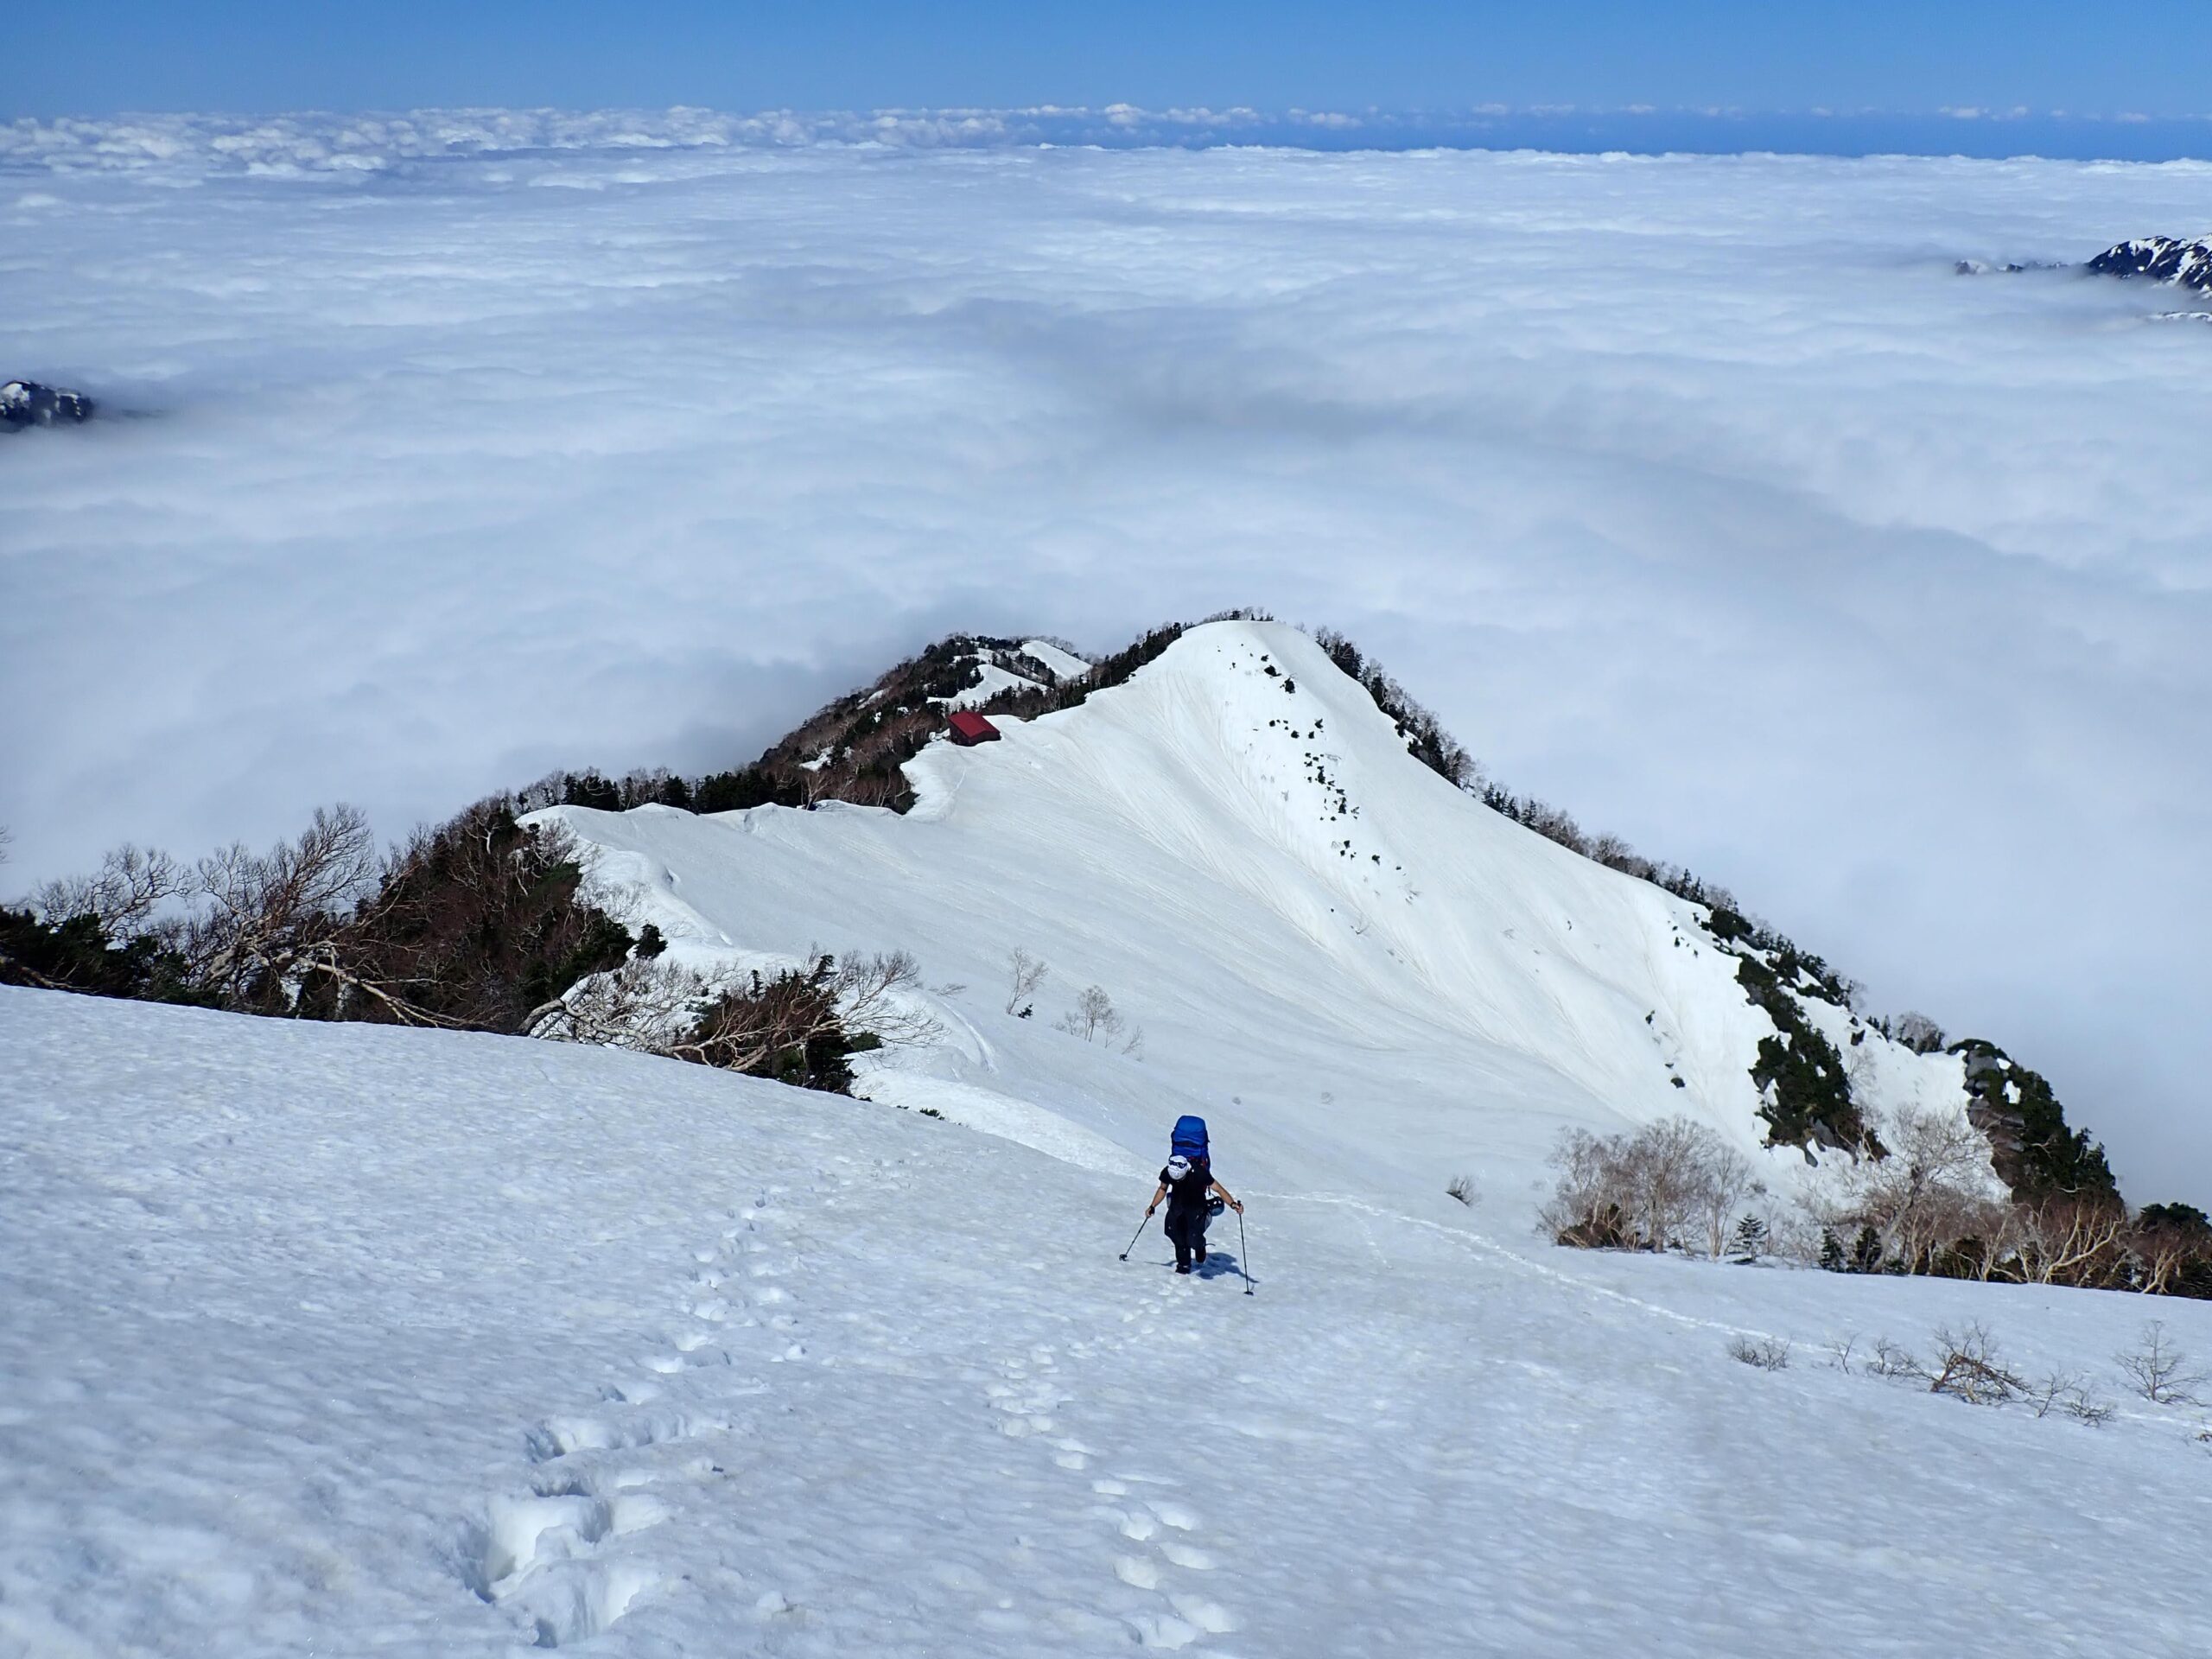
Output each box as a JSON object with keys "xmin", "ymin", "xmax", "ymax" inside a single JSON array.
[{"xmin": 3, "ymin": 111, "xmax": 2208, "ymax": 1198}]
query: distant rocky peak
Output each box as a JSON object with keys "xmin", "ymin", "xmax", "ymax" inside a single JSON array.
[
  {"xmin": 2086, "ymin": 235, "xmax": 2212, "ymax": 292},
  {"xmin": 2, "ymin": 379, "xmax": 95, "ymax": 429}
]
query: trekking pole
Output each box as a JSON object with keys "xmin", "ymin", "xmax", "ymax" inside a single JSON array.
[
  {"xmin": 1119, "ymin": 1211, "xmax": 1153, "ymax": 1262},
  {"xmin": 1236, "ymin": 1207, "xmax": 1254, "ymax": 1295}
]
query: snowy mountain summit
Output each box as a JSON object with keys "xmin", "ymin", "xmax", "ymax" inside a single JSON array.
[
  {"xmin": 2085, "ymin": 234, "xmax": 2212, "ymax": 292},
  {"xmin": 545, "ymin": 620, "xmax": 1982, "ymax": 1211},
  {"xmin": 1, "ymin": 378, "xmax": 94, "ymax": 429}
]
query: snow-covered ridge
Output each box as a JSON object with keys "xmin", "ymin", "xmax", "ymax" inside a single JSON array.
[
  {"xmin": 2086, "ymin": 234, "xmax": 2212, "ymax": 292},
  {"xmin": 542, "ymin": 620, "xmax": 1986, "ymax": 1213},
  {"xmin": 936, "ymin": 641, "xmax": 1090, "ymax": 711}
]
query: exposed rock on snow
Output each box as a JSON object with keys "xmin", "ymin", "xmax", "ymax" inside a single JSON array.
[
  {"xmin": 2085, "ymin": 235, "xmax": 2212, "ymax": 292},
  {"xmin": 1, "ymin": 378, "xmax": 94, "ymax": 429}
]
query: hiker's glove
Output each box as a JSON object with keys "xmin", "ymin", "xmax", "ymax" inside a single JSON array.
[{"xmin": 1146, "ymin": 1205, "xmax": 1156, "ymax": 1217}]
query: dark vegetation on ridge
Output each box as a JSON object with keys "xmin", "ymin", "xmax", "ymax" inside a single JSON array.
[{"xmin": 3, "ymin": 614, "xmax": 2197, "ymax": 1295}]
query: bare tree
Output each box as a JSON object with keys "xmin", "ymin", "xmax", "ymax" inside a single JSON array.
[
  {"xmin": 2128, "ymin": 1212, "xmax": 2212, "ymax": 1297},
  {"xmin": 1004, "ymin": 947, "xmax": 1050, "ymax": 1015},
  {"xmin": 187, "ymin": 804, "xmax": 386, "ymax": 1012},
  {"xmin": 1056, "ymin": 984, "xmax": 1126, "ymax": 1044},
  {"xmin": 2009, "ymin": 1199, "xmax": 2127, "ymax": 1288},
  {"xmin": 31, "ymin": 842, "xmax": 189, "ymax": 936},
  {"xmin": 2116, "ymin": 1321, "xmax": 2206, "ymax": 1406},
  {"xmin": 1695, "ymin": 1142, "xmax": 1760, "ymax": 1261},
  {"xmin": 533, "ymin": 954, "xmax": 709, "ymax": 1052},
  {"xmin": 1827, "ymin": 1106, "xmax": 2001, "ymax": 1274},
  {"xmin": 1619, "ymin": 1116, "xmax": 1720, "ymax": 1255},
  {"xmin": 1892, "ymin": 1011, "xmax": 1948, "ymax": 1054},
  {"xmin": 1540, "ymin": 1117, "xmax": 1754, "ymax": 1257},
  {"xmin": 1538, "ymin": 1128, "xmax": 1627, "ymax": 1248}
]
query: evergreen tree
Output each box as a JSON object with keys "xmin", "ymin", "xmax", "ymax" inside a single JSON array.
[
  {"xmin": 1731, "ymin": 1214, "xmax": 1769, "ymax": 1262},
  {"xmin": 1851, "ymin": 1224, "xmax": 1885, "ymax": 1274}
]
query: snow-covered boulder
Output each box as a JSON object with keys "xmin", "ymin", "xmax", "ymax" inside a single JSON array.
[
  {"xmin": 1, "ymin": 378, "xmax": 94, "ymax": 429},
  {"xmin": 2085, "ymin": 235, "xmax": 2212, "ymax": 293}
]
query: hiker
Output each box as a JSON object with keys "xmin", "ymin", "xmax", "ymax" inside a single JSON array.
[{"xmin": 1143, "ymin": 1115, "xmax": 1243, "ymax": 1274}]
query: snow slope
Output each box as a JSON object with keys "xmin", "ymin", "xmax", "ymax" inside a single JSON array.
[
  {"xmin": 5, "ymin": 987, "xmax": 2209, "ymax": 1657},
  {"xmin": 8, "ymin": 621, "xmax": 2207, "ymax": 1656},
  {"xmin": 543, "ymin": 621, "xmax": 1973, "ymax": 1212}
]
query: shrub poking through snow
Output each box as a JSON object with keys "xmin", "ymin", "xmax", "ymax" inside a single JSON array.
[
  {"xmin": 1842, "ymin": 1327, "xmax": 2107, "ymax": 1422},
  {"xmin": 2115, "ymin": 1321, "xmax": 2206, "ymax": 1407},
  {"xmin": 1727, "ymin": 1334, "xmax": 1791, "ymax": 1371},
  {"xmin": 2025, "ymin": 1371, "xmax": 2113, "ymax": 1426},
  {"xmin": 534, "ymin": 949, "xmax": 939, "ymax": 1096},
  {"xmin": 1054, "ymin": 983, "xmax": 1142, "ymax": 1055},
  {"xmin": 1924, "ymin": 1323, "xmax": 2025, "ymax": 1406},
  {"xmin": 1446, "ymin": 1174, "xmax": 1474, "ymax": 1205}
]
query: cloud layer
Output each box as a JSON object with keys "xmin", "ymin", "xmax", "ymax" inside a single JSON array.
[{"xmin": 4, "ymin": 122, "xmax": 2209, "ymax": 1198}]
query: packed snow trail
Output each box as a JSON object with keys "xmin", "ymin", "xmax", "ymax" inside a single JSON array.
[{"xmin": 4, "ymin": 988, "xmax": 2208, "ymax": 1656}]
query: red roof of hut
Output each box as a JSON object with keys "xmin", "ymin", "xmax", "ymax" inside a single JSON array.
[{"xmin": 946, "ymin": 709, "xmax": 1001, "ymax": 746}]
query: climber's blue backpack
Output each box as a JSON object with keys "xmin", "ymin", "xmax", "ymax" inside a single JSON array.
[{"xmin": 1171, "ymin": 1116, "xmax": 1210, "ymax": 1163}]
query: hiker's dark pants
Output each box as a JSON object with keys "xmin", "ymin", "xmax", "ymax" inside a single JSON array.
[{"xmin": 1166, "ymin": 1205, "xmax": 1210, "ymax": 1268}]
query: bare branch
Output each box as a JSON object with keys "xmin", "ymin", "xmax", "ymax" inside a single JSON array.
[
  {"xmin": 2116, "ymin": 1321, "xmax": 2207, "ymax": 1406},
  {"xmin": 1004, "ymin": 946, "xmax": 1050, "ymax": 1015}
]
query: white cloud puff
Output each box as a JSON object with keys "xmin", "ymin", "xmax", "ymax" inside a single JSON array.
[{"xmin": 3, "ymin": 123, "xmax": 2209, "ymax": 1200}]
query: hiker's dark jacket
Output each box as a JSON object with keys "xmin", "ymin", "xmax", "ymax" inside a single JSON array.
[{"xmin": 1159, "ymin": 1161, "xmax": 1212, "ymax": 1224}]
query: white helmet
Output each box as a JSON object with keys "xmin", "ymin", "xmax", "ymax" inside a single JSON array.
[{"xmin": 1166, "ymin": 1154, "xmax": 1193, "ymax": 1181}]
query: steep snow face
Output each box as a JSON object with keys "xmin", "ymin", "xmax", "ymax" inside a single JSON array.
[
  {"xmin": 1018, "ymin": 639, "xmax": 1091, "ymax": 683},
  {"xmin": 2087, "ymin": 235, "xmax": 2212, "ymax": 292},
  {"xmin": 545, "ymin": 621, "xmax": 1976, "ymax": 1210}
]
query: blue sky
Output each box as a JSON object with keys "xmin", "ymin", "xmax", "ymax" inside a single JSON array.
[{"xmin": 8, "ymin": 1, "xmax": 2212, "ymax": 156}]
